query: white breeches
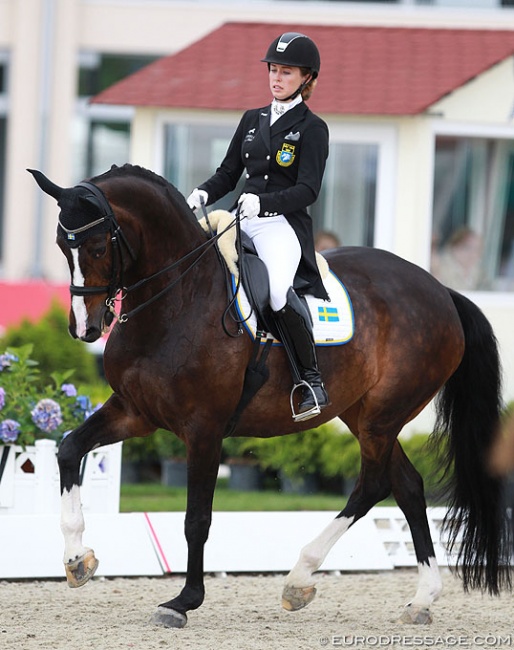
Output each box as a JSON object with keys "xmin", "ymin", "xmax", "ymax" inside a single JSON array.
[{"xmin": 240, "ymin": 214, "xmax": 301, "ymax": 311}]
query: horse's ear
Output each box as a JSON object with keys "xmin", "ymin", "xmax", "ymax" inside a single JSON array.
[
  {"xmin": 27, "ymin": 169, "xmax": 64, "ymax": 200},
  {"xmin": 79, "ymin": 194, "xmax": 103, "ymax": 213}
]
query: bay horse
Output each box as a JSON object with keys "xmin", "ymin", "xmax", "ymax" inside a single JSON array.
[{"xmin": 29, "ymin": 164, "xmax": 511, "ymax": 628}]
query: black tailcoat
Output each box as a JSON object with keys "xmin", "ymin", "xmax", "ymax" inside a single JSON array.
[{"xmin": 199, "ymin": 102, "xmax": 329, "ymax": 300}]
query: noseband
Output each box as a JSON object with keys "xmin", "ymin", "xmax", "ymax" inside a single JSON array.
[{"xmin": 65, "ymin": 180, "xmax": 239, "ymax": 324}]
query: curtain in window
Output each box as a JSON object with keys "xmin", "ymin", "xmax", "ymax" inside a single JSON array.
[{"xmin": 431, "ymin": 136, "xmax": 514, "ymax": 292}]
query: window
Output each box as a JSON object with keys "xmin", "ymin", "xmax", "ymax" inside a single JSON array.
[
  {"xmin": 164, "ymin": 122, "xmax": 245, "ymax": 210},
  {"xmin": 74, "ymin": 52, "xmax": 158, "ymax": 181},
  {"xmin": 431, "ymin": 136, "xmax": 514, "ymax": 291},
  {"xmin": 163, "ymin": 121, "xmax": 390, "ymax": 249},
  {"xmin": 312, "ymin": 142, "xmax": 377, "ymax": 247}
]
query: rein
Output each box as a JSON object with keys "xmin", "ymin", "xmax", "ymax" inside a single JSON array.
[
  {"xmin": 117, "ymin": 222, "xmax": 237, "ymax": 322},
  {"xmin": 69, "ymin": 180, "xmax": 240, "ymax": 324}
]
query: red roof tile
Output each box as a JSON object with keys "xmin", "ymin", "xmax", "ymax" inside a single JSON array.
[{"xmin": 92, "ymin": 22, "xmax": 514, "ymax": 116}]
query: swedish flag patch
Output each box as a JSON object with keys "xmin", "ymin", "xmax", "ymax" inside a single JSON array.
[{"xmin": 318, "ymin": 306, "xmax": 339, "ymax": 323}]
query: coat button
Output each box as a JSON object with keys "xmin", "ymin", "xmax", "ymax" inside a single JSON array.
[
  {"xmin": 245, "ymin": 153, "xmax": 249, "ymax": 158},
  {"xmin": 264, "ymin": 175, "xmax": 269, "ymax": 180},
  {"xmin": 266, "ymin": 155, "xmax": 270, "ymax": 160},
  {"xmin": 245, "ymin": 173, "xmax": 250, "ymax": 179}
]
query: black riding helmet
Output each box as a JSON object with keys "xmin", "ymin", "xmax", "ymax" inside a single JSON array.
[
  {"xmin": 262, "ymin": 32, "xmax": 320, "ymax": 101},
  {"xmin": 262, "ymin": 32, "xmax": 320, "ymax": 79}
]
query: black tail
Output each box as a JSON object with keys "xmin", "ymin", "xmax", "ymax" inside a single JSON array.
[{"xmin": 433, "ymin": 289, "xmax": 511, "ymax": 594}]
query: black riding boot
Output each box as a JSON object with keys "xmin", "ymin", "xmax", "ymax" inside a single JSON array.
[{"xmin": 274, "ymin": 288, "xmax": 330, "ymax": 420}]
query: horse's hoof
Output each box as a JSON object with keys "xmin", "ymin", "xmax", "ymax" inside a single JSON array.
[
  {"xmin": 152, "ymin": 606, "xmax": 188, "ymax": 628},
  {"xmin": 281, "ymin": 585, "xmax": 317, "ymax": 611},
  {"xmin": 65, "ymin": 550, "xmax": 99, "ymax": 588},
  {"xmin": 399, "ymin": 604, "xmax": 433, "ymax": 625}
]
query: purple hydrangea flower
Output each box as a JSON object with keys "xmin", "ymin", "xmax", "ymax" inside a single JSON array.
[
  {"xmin": 0, "ymin": 353, "xmax": 17, "ymax": 371},
  {"xmin": 0, "ymin": 419, "xmax": 21, "ymax": 443},
  {"xmin": 0, "ymin": 387, "xmax": 5, "ymax": 410},
  {"xmin": 75, "ymin": 395, "xmax": 95, "ymax": 419},
  {"xmin": 61, "ymin": 383, "xmax": 77, "ymax": 397},
  {"xmin": 31, "ymin": 398, "xmax": 63, "ymax": 433}
]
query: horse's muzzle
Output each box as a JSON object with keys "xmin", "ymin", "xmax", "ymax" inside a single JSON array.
[{"xmin": 81, "ymin": 326, "xmax": 103, "ymax": 343}]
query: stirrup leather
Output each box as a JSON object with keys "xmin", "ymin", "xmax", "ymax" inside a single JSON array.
[{"xmin": 290, "ymin": 381, "xmax": 321, "ymax": 422}]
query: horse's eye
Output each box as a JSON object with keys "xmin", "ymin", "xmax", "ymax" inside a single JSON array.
[{"xmin": 91, "ymin": 245, "xmax": 107, "ymax": 259}]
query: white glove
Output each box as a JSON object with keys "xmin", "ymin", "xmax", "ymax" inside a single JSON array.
[
  {"xmin": 238, "ymin": 193, "xmax": 260, "ymax": 219},
  {"xmin": 187, "ymin": 188, "xmax": 208, "ymax": 210}
]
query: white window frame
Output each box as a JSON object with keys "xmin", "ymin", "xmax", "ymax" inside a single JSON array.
[
  {"xmin": 430, "ymin": 120, "xmax": 514, "ymax": 306},
  {"xmin": 327, "ymin": 121, "xmax": 398, "ymax": 252},
  {"xmin": 155, "ymin": 114, "xmax": 398, "ymax": 251}
]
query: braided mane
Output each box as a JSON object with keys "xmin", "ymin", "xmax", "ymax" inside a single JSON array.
[{"xmin": 91, "ymin": 163, "xmax": 187, "ymax": 208}]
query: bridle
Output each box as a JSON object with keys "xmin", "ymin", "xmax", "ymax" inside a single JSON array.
[
  {"xmin": 61, "ymin": 181, "xmax": 136, "ymax": 313},
  {"xmin": 63, "ymin": 181, "xmax": 240, "ymax": 325}
]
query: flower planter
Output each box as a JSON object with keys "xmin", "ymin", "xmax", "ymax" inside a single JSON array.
[
  {"xmin": 279, "ymin": 470, "xmax": 319, "ymax": 495},
  {"xmin": 161, "ymin": 458, "xmax": 188, "ymax": 487},
  {"xmin": 228, "ymin": 461, "xmax": 263, "ymax": 491},
  {"xmin": 0, "ymin": 439, "xmax": 122, "ymax": 515}
]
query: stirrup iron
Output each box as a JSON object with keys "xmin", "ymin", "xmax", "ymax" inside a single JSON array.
[{"xmin": 290, "ymin": 381, "xmax": 321, "ymax": 422}]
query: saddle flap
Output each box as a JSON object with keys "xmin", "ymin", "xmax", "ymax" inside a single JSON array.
[{"xmin": 238, "ymin": 241, "xmax": 280, "ymax": 338}]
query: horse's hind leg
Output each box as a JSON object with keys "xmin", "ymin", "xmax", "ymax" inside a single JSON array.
[
  {"xmin": 389, "ymin": 441, "xmax": 442, "ymax": 624},
  {"xmin": 282, "ymin": 431, "xmax": 395, "ymax": 611}
]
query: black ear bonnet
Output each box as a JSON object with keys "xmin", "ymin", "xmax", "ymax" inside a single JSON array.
[{"xmin": 57, "ymin": 183, "xmax": 115, "ymax": 248}]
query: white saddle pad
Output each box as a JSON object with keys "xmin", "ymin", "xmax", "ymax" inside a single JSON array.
[{"xmin": 233, "ymin": 269, "xmax": 354, "ymax": 346}]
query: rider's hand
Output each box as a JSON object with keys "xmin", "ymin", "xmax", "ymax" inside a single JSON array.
[
  {"xmin": 187, "ymin": 188, "xmax": 208, "ymax": 211},
  {"xmin": 238, "ymin": 193, "xmax": 260, "ymax": 220}
]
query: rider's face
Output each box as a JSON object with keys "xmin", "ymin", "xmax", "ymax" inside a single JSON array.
[{"xmin": 269, "ymin": 64, "xmax": 309, "ymax": 102}]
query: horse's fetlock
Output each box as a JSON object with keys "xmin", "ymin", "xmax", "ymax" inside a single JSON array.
[{"xmin": 300, "ymin": 549, "xmax": 322, "ymax": 573}]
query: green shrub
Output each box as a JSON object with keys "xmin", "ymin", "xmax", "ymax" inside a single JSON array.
[
  {"xmin": 224, "ymin": 425, "xmax": 447, "ymax": 498},
  {"xmin": 318, "ymin": 428, "xmax": 361, "ymax": 478},
  {"xmin": 400, "ymin": 432, "xmax": 448, "ymax": 499},
  {"xmin": 122, "ymin": 434, "xmax": 160, "ymax": 463},
  {"xmin": 226, "ymin": 420, "xmax": 360, "ymax": 480},
  {"xmin": 154, "ymin": 428, "xmax": 186, "ymax": 459},
  {"xmin": 0, "ymin": 301, "xmax": 100, "ymax": 386}
]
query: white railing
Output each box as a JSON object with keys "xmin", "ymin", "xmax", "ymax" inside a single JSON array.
[{"xmin": 0, "ymin": 439, "xmax": 122, "ymax": 515}]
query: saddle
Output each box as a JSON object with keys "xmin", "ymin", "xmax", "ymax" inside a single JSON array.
[{"xmin": 198, "ymin": 209, "xmax": 343, "ymax": 433}]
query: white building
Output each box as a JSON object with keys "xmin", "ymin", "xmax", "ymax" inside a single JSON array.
[{"xmin": 1, "ymin": 1, "xmax": 514, "ymax": 421}]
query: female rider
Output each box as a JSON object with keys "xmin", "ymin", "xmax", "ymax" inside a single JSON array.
[{"xmin": 187, "ymin": 32, "xmax": 330, "ymax": 421}]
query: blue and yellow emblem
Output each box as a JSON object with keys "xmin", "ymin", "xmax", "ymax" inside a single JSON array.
[
  {"xmin": 318, "ymin": 306, "xmax": 339, "ymax": 323},
  {"xmin": 276, "ymin": 143, "xmax": 295, "ymax": 167}
]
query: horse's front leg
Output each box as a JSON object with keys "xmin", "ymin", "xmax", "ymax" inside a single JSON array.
[
  {"xmin": 153, "ymin": 434, "xmax": 223, "ymax": 629},
  {"xmin": 58, "ymin": 394, "xmax": 153, "ymax": 587}
]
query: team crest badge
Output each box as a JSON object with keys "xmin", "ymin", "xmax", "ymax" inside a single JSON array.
[{"xmin": 276, "ymin": 143, "xmax": 295, "ymax": 167}]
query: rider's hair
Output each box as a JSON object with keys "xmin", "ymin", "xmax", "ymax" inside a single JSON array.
[{"xmin": 300, "ymin": 69, "xmax": 317, "ymax": 101}]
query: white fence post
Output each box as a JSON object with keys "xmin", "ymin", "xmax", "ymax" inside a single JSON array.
[{"xmin": 34, "ymin": 439, "xmax": 59, "ymax": 514}]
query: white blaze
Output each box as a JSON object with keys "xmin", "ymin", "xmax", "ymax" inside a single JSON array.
[{"xmin": 71, "ymin": 248, "xmax": 88, "ymax": 338}]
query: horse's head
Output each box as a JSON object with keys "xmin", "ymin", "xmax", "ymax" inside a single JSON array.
[{"xmin": 28, "ymin": 169, "xmax": 135, "ymax": 343}]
